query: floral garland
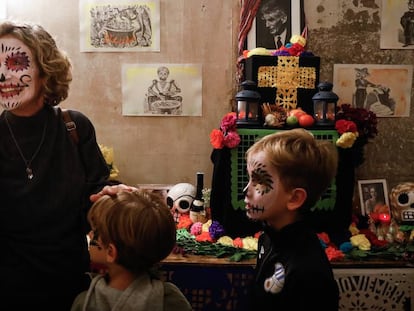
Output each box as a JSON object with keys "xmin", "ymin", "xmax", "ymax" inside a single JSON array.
[
  {"xmin": 209, "ymin": 112, "xmax": 241, "ymax": 149},
  {"xmin": 173, "ymin": 216, "xmax": 258, "ymax": 262}
]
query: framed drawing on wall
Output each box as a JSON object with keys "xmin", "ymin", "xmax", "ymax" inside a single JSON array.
[
  {"xmin": 358, "ymin": 179, "xmax": 390, "ymax": 216},
  {"xmin": 247, "ymin": 0, "xmax": 305, "ymax": 50},
  {"xmin": 333, "ymin": 64, "xmax": 413, "ymax": 117}
]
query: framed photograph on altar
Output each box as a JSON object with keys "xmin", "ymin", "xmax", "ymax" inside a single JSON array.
[
  {"xmin": 246, "ymin": 0, "xmax": 305, "ymax": 50},
  {"xmin": 358, "ymin": 179, "xmax": 390, "ymax": 216}
]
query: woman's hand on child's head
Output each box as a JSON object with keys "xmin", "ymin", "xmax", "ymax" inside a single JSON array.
[{"xmin": 90, "ymin": 184, "xmax": 138, "ymax": 202}]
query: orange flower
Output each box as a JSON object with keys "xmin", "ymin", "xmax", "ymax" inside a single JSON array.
[
  {"xmin": 325, "ymin": 246, "xmax": 345, "ymax": 261},
  {"xmin": 195, "ymin": 231, "xmax": 213, "ymax": 242},
  {"xmin": 209, "ymin": 128, "xmax": 224, "ymax": 149},
  {"xmin": 176, "ymin": 214, "xmax": 193, "ymax": 230},
  {"xmin": 233, "ymin": 237, "xmax": 243, "ymax": 248}
]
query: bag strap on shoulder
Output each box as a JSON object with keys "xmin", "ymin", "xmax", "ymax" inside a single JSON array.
[{"xmin": 61, "ymin": 109, "xmax": 79, "ymax": 145}]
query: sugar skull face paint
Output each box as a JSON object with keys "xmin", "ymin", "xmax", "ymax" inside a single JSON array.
[
  {"xmin": 244, "ymin": 151, "xmax": 292, "ymax": 226},
  {"xmin": 0, "ymin": 36, "xmax": 44, "ymax": 111}
]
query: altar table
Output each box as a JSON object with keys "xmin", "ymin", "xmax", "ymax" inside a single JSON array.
[{"xmin": 160, "ymin": 254, "xmax": 414, "ymax": 311}]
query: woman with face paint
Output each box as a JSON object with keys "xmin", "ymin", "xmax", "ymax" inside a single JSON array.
[
  {"xmin": 244, "ymin": 128, "xmax": 339, "ymax": 310},
  {"xmin": 0, "ymin": 20, "xmax": 137, "ymax": 310}
]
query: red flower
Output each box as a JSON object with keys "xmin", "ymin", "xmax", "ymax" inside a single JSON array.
[
  {"xmin": 317, "ymin": 232, "xmax": 331, "ymax": 244},
  {"xmin": 325, "ymin": 246, "xmax": 345, "ymax": 261},
  {"xmin": 223, "ymin": 131, "xmax": 241, "ymax": 148},
  {"xmin": 336, "ymin": 104, "xmax": 378, "ymax": 139},
  {"xmin": 359, "ymin": 228, "xmax": 388, "ymax": 247},
  {"xmin": 335, "ymin": 119, "xmax": 358, "ymax": 134},
  {"xmin": 210, "ymin": 112, "xmax": 241, "ymax": 149},
  {"xmin": 220, "ymin": 112, "xmax": 237, "ymax": 132}
]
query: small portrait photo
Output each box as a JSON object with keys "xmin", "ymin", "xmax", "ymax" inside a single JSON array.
[
  {"xmin": 358, "ymin": 179, "xmax": 390, "ymax": 216},
  {"xmin": 247, "ymin": 0, "xmax": 305, "ymax": 50}
]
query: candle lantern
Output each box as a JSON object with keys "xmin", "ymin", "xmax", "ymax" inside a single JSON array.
[
  {"xmin": 312, "ymin": 82, "xmax": 338, "ymax": 127},
  {"xmin": 235, "ymin": 80, "xmax": 261, "ymax": 127}
]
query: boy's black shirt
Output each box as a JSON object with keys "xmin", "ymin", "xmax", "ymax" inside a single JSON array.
[{"xmin": 249, "ymin": 220, "xmax": 339, "ymax": 310}]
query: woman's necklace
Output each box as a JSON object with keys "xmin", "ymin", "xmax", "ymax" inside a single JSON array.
[{"xmin": 4, "ymin": 112, "xmax": 48, "ymax": 180}]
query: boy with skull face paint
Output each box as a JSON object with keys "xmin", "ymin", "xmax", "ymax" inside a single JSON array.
[{"xmin": 244, "ymin": 128, "xmax": 339, "ymax": 310}]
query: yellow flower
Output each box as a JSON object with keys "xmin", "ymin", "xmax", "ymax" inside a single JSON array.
[
  {"xmin": 217, "ymin": 236, "xmax": 234, "ymax": 247},
  {"xmin": 350, "ymin": 234, "xmax": 371, "ymax": 251},
  {"xmin": 99, "ymin": 144, "xmax": 119, "ymax": 179},
  {"xmin": 336, "ymin": 132, "xmax": 358, "ymax": 148},
  {"xmin": 242, "ymin": 236, "xmax": 258, "ymax": 251},
  {"xmin": 202, "ymin": 219, "xmax": 212, "ymax": 232}
]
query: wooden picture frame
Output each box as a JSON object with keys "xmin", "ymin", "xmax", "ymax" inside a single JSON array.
[
  {"xmin": 247, "ymin": 0, "xmax": 305, "ymax": 50},
  {"xmin": 358, "ymin": 179, "xmax": 390, "ymax": 216}
]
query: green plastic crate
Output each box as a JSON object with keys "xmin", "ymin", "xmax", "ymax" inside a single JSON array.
[{"xmin": 230, "ymin": 128, "xmax": 338, "ymax": 211}]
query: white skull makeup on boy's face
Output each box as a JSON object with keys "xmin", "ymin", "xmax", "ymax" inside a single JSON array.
[
  {"xmin": 0, "ymin": 36, "xmax": 43, "ymax": 111},
  {"xmin": 244, "ymin": 151, "xmax": 291, "ymax": 223}
]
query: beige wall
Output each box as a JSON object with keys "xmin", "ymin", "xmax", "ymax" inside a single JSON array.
[
  {"xmin": 5, "ymin": 0, "xmax": 238, "ymax": 187},
  {"xmin": 5, "ymin": 1, "xmax": 414, "ymax": 199}
]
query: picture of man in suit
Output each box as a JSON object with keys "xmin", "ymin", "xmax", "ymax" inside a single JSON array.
[{"xmin": 256, "ymin": 0, "xmax": 291, "ymax": 49}]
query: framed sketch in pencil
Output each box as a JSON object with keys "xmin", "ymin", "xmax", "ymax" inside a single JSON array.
[{"xmin": 246, "ymin": 0, "xmax": 305, "ymax": 50}]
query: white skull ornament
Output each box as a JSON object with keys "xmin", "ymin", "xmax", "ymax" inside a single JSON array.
[
  {"xmin": 389, "ymin": 182, "xmax": 414, "ymax": 225},
  {"xmin": 166, "ymin": 183, "xmax": 196, "ymax": 223}
]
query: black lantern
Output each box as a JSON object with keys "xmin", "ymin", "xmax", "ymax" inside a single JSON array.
[
  {"xmin": 312, "ymin": 82, "xmax": 338, "ymax": 127},
  {"xmin": 235, "ymin": 80, "xmax": 261, "ymax": 127}
]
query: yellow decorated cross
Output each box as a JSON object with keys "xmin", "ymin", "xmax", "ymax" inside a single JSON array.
[{"xmin": 257, "ymin": 56, "xmax": 317, "ymax": 110}]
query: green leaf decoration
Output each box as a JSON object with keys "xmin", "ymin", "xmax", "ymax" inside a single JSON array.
[{"xmin": 175, "ymin": 229, "xmax": 256, "ymax": 262}]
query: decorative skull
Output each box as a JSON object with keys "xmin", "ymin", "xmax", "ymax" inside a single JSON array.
[
  {"xmin": 389, "ymin": 182, "xmax": 414, "ymax": 225},
  {"xmin": 166, "ymin": 183, "xmax": 196, "ymax": 223}
]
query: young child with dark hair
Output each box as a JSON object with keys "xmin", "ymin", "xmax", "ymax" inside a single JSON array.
[
  {"xmin": 244, "ymin": 128, "xmax": 339, "ymax": 310},
  {"xmin": 71, "ymin": 190, "xmax": 192, "ymax": 311}
]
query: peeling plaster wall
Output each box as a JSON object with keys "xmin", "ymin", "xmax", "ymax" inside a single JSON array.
[
  {"xmin": 304, "ymin": 0, "xmax": 414, "ymax": 206},
  {"xmin": 4, "ymin": 0, "xmax": 414, "ymax": 201}
]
